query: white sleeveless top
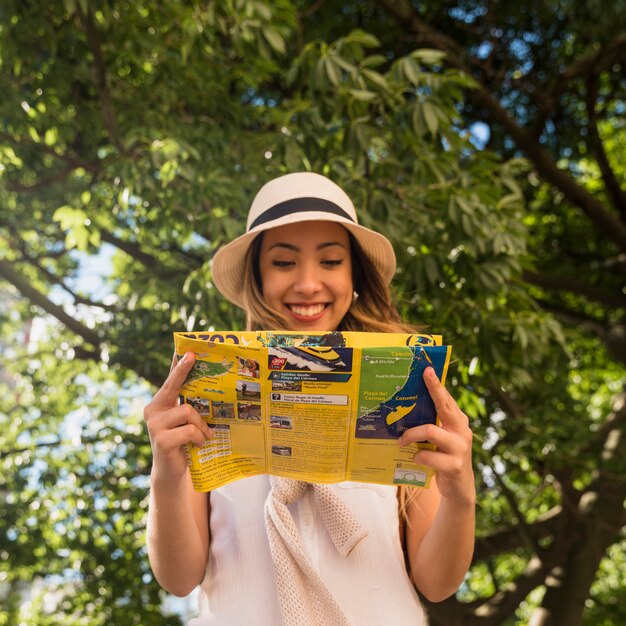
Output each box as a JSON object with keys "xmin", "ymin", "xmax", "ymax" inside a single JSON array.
[{"xmin": 189, "ymin": 475, "xmax": 426, "ymax": 625}]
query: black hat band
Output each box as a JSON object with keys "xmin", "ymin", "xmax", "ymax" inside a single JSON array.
[{"xmin": 248, "ymin": 197, "xmax": 355, "ymax": 231}]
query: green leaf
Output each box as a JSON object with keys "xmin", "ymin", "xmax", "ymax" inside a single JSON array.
[
  {"xmin": 53, "ymin": 206, "xmax": 88, "ymax": 230},
  {"xmin": 412, "ymin": 49, "xmax": 447, "ymax": 65},
  {"xmin": 324, "ymin": 57, "xmax": 341, "ymax": 86},
  {"xmin": 332, "ymin": 55, "xmax": 356, "ymax": 73},
  {"xmin": 497, "ymin": 193, "xmax": 522, "ymax": 209},
  {"xmin": 412, "ymin": 102, "xmax": 425, "ymax": 135},
  {"xmin": 403, "ymin": 57, "xmax": 421, "ymax": 85},
  {"xmin": 313, "ymin": 58, "xmax": 327, "ymax": 89},
  {"xmin": 361, "ymin": 68, "xmax": 389, "ymax": 91},
  {"xmin": 345, "ymin": 29, "xmax": 380, "ymax": 48},
  {"xmin": 361, "ymin": 54, "xmax": 387, "ymax": 68},
  {"xmin": 348, "ymin": 89, "xmax": 377, "ymax": 102},
  {"xmin": 456, "ymin": 195, "xmax": 473, "ymax": 214},
  {"xmin": 422, "ymin": 101, "xmax": 438, "ymax": 135},
  {"xmin": 514, "ymin": 324, "xmax": 530, "ymax": 350},
  {"xmin": 263, "ymin": 28, "xmax": 285, "ymax": 55},
  {"xmin": 424, "ymin": 256, "xmax": 439, "ymax": 284},
  {"xmin": 447, "ymin": 196, "xmax": 459, "ymax": 224},
  {"xmin": 461, "ymin": 213, "xmax": 474, "ymax": 236},
  {"xmin": 44, "ymin": 128, "xmax": 58, "ymax": 146},
  {"xmin": 286, "ymin": 62, "xmax": 300, "ymax": 85},
  {"xmin": 252, "ymin": 0, "xmax": 272, "ymax": 20}
]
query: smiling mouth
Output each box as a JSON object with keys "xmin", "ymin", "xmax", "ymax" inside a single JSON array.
[{"xmin": 287, "ymin": 303, "xmax": 328, "ymax": 318}]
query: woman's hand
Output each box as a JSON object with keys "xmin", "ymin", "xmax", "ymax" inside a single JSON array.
[
  {"xmin": 399, "ymin": 366, "xmax": 475, "ymax": 505},
  {"xmin": 143, "ymin": 351, "xmax": 213, "ymax": 484}
]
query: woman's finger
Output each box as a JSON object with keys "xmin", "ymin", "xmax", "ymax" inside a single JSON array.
[
  {"xmin": 151, "ymin": 351, "xmax": 197, "ymax": 408},
  {"xmin": 169, "ymin": 350, "xmax": 178, "ymax": 374},
  {"xmin": 399, "ymin": 423, "xmax": 465, "ymax": 454},
  {"xmin": 148, "ymin": 403, "xmax": 213, "ymax": 439},
  {"xmin": 152, "ymin": 421, "xmax": 213, "ymax": 452},
  {"xmin": 423, "ymin": 367, "xmax": 470, "ymax": 431},
  {"xmin": 412, "ymin": 448, "xmax": 466, "ymax": 474}
]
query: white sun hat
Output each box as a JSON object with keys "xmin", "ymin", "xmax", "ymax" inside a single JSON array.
[{"xmin": 211, "ymin": 172, "xmax": 396, "ymax": 308}]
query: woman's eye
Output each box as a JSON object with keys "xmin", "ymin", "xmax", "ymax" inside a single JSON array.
[
  {"xmin": 322, "ymin": 259, "xmax": 343, "ymax": 267},
  {"xmin": 272, "ymin": 260, "xmax": 293, "ymax": 267}
]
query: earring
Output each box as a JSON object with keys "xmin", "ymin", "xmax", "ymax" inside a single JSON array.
[{"xmin": 352, "ymin": 290, "xmax": 359, "ymax": 304}]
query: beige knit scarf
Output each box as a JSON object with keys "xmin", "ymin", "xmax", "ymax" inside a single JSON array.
[{"xmin": 264, "ymin": 476, "xmax": 369, "ymax": 626}]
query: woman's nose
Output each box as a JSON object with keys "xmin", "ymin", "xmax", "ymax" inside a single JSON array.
[{"xmin": 293, "ymin": 262, "xmax": 322, "ymax": 294}]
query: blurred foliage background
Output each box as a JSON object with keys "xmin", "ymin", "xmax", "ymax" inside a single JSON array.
[{"xmin": 0, "ymin": 1, "xmax": 624, "ymax": 625}]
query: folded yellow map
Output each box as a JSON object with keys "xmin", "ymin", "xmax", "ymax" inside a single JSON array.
[{"xmin": 174, "ymin": 330, "xmax": 451, "ymax": 491}]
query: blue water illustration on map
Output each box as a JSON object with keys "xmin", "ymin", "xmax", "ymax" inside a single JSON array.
[{"xmin": 355, "ymin": 346, "xmax": 449, "ymax": 439}]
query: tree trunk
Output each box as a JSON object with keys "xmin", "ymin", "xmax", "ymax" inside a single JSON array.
[{"xmin": 530, "ymin": 408, "xmax": 626, "ymax": 626}]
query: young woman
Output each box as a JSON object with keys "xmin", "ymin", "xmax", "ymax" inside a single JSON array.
[{"xmin": 144, "ymin": 172, "xmax": 475, "ymax": 625}]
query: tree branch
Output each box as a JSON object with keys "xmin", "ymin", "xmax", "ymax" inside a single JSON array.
[
  {"xmin": 6, "ymin": 166, "xmax": 81, "ymax": 193},
  {"xmin": 0, "ymin": 438, "xmax": 60, "ymax": 460},
  {"xmin": 490, "ymin": 469, "xmax": 544, "ymax": 555},
  {"xmin": 7, "ymin": 232, "xmax": 117, "ymax": 312},
  {"xmin": 532, "ymin": 300, "xmax": 626, "ymax": 367},
  {"xmin": 466, "ymin": 525, "xmax": 578, "ymax": 626},
  {"xmin": 532, "ymin": 426, "xmax": 626, "ymax": 623},
  {"xmin": 577, "ymin": 389, "xmax": 626, "ymax": 478},
  {"xmin": 0, "ymin": 259, "xmax": 101, "ymax": 347},
  {"xmin": 0, "ymin": 131, "xmax": 101, "ymax": 173},
  {"xmin": 474, "ymin": 507, "xmax": 561, "ymax": 563},
  {"xmin": 584, "ymin": 75, "xmax": 626, "ymax": 218},
  {"xmin": 96, "ymin": 223, "xmax": 206, "ymax": 276},
  {"xmin": 375, "ymin": 0, "xmax": 626, "ymax": 252},
  {"xmin": 97, "ymin": 229, "xmax": 159, "ymax": 268},
  {"xmin": 522, "ymin": 269, "xmax": 626, "ymax": 310},
  {"xmin": 551, "ymin": 33, "xmax": 626, "ymax": 95},
  {"xmin": 488, "ymin": 385, "xmax": 525, "ymax": 419},
  {"xmin": 0, "ymin": 430, "xmax": 148, "ymax": 461},
  {"xmin": 298, "ymin": 0, "xmax": 327, "ymax": 19},
  {"xmin": 78, "ymin": 7, "xmax": 126, "ymax": 153},
  {"xmin": 429, "ymin": 556, "xmax": 548, "ymax": 626}
]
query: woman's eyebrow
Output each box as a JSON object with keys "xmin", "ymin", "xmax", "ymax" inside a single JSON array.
[
  {"xmin": 268, "ymin": 242, "xmax": 300, "ymax": 252},
  {"xmin": 317, "ymin": 241, "xmax": 346, "ymax": 250},
  {"xmin": 267, "ymin": 241, "xmax": 346, "ymax": 252}
]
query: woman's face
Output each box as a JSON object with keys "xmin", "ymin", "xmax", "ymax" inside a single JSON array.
[{"xmin": 258, "ymin": 220, "xmax": 353, "ymax": 332}]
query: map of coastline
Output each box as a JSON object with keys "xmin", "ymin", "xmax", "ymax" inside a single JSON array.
[{"xmin": 355, "ymin": 346, "xmax": 448, "ymax": 439}]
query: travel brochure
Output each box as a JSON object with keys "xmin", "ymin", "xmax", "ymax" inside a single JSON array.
[{"xmin": 174, "ymin": 330, "xmax": 452, "ymax": 491}]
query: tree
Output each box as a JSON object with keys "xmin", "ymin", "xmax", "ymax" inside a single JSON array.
[{"xmin": 0, "ymin": 1, "xmax": 623, "ymax": 624}]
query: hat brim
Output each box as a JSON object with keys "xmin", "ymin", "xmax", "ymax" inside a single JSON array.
[{"xmin": 211, "ymin": 218, "xmax": 396, "ymax": 309}]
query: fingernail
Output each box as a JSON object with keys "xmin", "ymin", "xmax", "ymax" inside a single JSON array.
[{"xmin": 179, "ymin": 352, "xmax": 190, "ymax": 364}]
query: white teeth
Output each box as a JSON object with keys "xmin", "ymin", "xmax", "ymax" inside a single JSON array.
[{"xmin": 290, "ymin": 304, "xmax": 325, "ymax": 317}]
